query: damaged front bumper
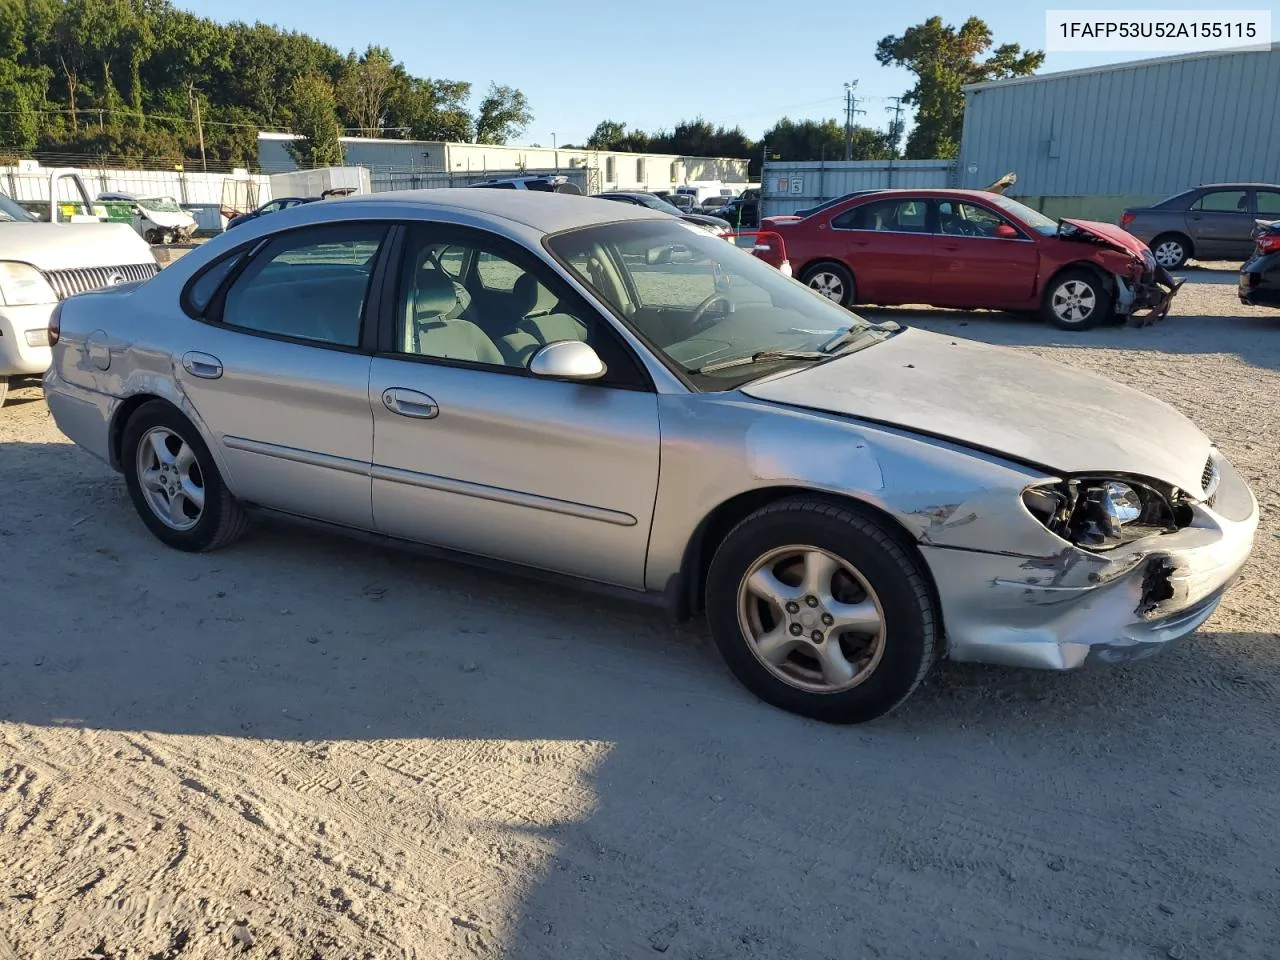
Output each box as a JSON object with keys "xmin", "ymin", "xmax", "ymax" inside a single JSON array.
[
  {"xmin": 922, "ymin": 454, "xmax": 1257, "ymax": 671},
  {"xmin": 1116, "ymin": 264, "xmax": 1184, "ymax": 328}
]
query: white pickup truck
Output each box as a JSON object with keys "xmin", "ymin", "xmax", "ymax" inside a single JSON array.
[{"xmin": 0, "ymin": 171, "xmax": 158, "ymax": 406}]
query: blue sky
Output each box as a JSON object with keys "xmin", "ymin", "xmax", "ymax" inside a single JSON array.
[{"xmin": 175, "ymin": 0, "xmax": 1279, "ymax": 144}]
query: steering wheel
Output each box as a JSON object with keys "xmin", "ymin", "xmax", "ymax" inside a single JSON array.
[{"xmin": 689, "ymin": 292, "xmax": 731, "ymax": 332}]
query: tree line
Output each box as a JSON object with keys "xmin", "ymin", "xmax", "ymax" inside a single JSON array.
[
  {"xmin": 0, "ymin": 0, "xmax": 534, "ymax": 168},
  {"xmin": 578, "ymin": 17, "xmax": 1043, "ymax": 167},
  {"xmin": 0, "ymin": 6, "xmax": 1041, "ymax": 171}
]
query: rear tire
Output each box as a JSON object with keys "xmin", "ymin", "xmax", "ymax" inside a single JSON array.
[
  {"xmin": 121, "ymin": 401, "xmax": 249, "ymax": 552},
  {"xmin": 1043, "ymin": 268, "xmax": 1112, "ymax": 331},
  {"xmin": 1150, "ymin": 233, "xmax": 1190, "ymax": 270},
  {"xmin": 705, "ymin": 497, "xmax": 938, "ymax": 724},
  {"xmin": 801, "ymin": 262, "xmax": 856, "ymax": 308}
]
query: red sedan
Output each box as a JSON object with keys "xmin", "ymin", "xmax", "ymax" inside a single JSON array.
[{"xmin": 757, "ymin": 189, "xmax": 1182, "ymax": 330}]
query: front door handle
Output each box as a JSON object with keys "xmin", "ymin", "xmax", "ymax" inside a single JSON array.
[
  {"xmin": 382, "ymin": 387, "xmax": 439, "ymax": 419},
  {"xmin": 181, "ymin": 351, "xmax": 223, "ymax": 379}
]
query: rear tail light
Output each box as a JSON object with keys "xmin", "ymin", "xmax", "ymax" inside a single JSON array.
[
  {"xmin": 1119, "ymin": 212, "xmax": 1135, "ymax": 230},
  {"xmin": 48, "ymin": 301, "xmax": 62, "ymax": 346},
  {"xmin": 1258, "ymin": 233, "xmax": 1280, "ymax": 254}
]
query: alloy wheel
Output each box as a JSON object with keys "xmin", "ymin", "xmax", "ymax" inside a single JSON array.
[
  {"xmin": 1153, "ymin": 240, "xmax": 1185, "ymax": 268},
  {"xmin": 808, "ymin": 272, "xmax": 845, "ymax": 302},
  {"xmin": 135, "ymin": 426, "xmax": 206, "ymax": 532},
  {"xmin": 1051, "ymin": 279, "xmax": 1097, "ymax": 325},
  {"xmin": 736, "ymin": 545, "xmax": 885, "ymax": 693}
]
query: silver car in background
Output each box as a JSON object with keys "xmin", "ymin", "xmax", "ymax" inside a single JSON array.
[
  {"xmin": 1120, "ymin": 182, "xmax": 1280, "ymax": 268},
  {"xmin": 44, "ymin": 191, "xmax": 1257, "ymax": 723}
]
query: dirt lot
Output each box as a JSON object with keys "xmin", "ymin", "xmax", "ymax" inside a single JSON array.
[{"xmin": 2, "ymin": 268, "xmax": 1278, "ymax": 960}]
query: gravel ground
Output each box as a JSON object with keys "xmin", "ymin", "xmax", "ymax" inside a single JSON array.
[{"xmin": 1, "ymin": 266, "xmax": 1278, "ymax": 960}]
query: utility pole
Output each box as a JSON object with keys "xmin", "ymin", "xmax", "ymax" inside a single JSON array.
[
  {"xmin": 188, "ymin": 82, "xmax": 207, "ymax": 172},
  {"xmin": 886, "ymin": 96, "xmax": 905, "ymax": 186},
  {"xmin": 843, "ymin": 81, "xmax": 864, "ymax": 162}
]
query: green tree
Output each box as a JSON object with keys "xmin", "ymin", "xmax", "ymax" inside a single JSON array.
[
  {"xmin": 0, "ymin": 64, "xmax": 37, "ymax": 154},
  {"xmin": 876, "ymin": 16, "xmax": 1044, "ymax": 159},
  {"xmin": 759, "ymin": 117, "xmax": 892, "ymax": 162},
  {"xmin": 286, "ymin": 71, "xmax": 342, "ymax": 167},
  {"xmin": 337, "ymin": 46, "xmax": 395, "ymax": 137},
  {"xmin": 473, "ymin": 83, "xmax": 531, "ymax": 144}
]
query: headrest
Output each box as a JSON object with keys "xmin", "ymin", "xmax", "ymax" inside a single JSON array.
[
  {"xmin": 413, "ymin": 267, "xmax": 458, "ymax": 323},
  {"xmin": 512, "ymin": 271, "xmax": 557, "ymax": 317}
]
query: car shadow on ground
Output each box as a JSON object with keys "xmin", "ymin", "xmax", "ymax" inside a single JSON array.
[{"xmin": 4, "ymin": 440, "xmax": 1280, "ymax": 958}]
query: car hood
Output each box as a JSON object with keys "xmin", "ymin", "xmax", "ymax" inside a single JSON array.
[
  {"xmin": 1059, "ymin": 217, "xmax": 1149, "ymax": 257},
  {"xmin": 0, "ymin": 222, "xmax": 156, "ymax": 270},
  {"xmin": 742, "ymin": 327, "xmax": 1211, "ymax": 494},
  {"xmin": 683, "ymin": 214, "xmax": 731, "ymax": 230}
]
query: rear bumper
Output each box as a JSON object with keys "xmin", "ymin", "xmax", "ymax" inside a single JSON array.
[
  {"xmin": 43, "ymin": 368, "xmax": 116, "ymax": 465},
  {"xmin": 0, "ymin": 303, "xmax": 55, "ymax": 377},
  {"xmin": 924, "ymin": 455, "xmax": 1258, "ymax": 670},
  {"xmin": 1239, "ymin": 254, "xmax": 1280, "ymax": 307}
]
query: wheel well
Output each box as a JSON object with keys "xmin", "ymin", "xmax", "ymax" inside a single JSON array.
[
  {"xmin": 796, "ymin": 258, "xmax": 852, "ymax": 283},
  {"xmin": 1042, "ymin": 261, "xmax": 1114, "ymax": 302},
  {"xmin": 108, "ymin": 393, "xmax": 168, "ymax": 469},
  {"xmin": 675, "ymin": 486, "xmax": 935, "ymax": 620},
  {"xmin": 1151, "ymin": 230, "xmax": 1194, "ymax": 256}
]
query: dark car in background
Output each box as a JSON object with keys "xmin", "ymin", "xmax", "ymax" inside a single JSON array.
[
  {"xmin": 1120, "ymin": 183, "xmax": 1280, "ymax": 268},
  {"xmin": 1240, "ymin": 219, "xmax": 1280, "ymax": 309},
  {"xmin": 594, "ymin": 191, "xmax": 733, "ymax": 237},
  {"xmin": 718, "ymin": 188, "xmax": 761, "ymax": 228},
  {"xmin": 226, "ymin": 196, "xmax": 318, "ymax": 229}
]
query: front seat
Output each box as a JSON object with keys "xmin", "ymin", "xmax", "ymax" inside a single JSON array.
[
  {"xmin": 408, "ymin": 268, "xmax": 505, "ymax": 365},
  {"xmin": 509, "ymin": 272, "xmax": 588, "ymax": 345}
]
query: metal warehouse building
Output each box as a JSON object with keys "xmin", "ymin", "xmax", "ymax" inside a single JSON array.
[{"xmin": 956, "ymin": 43, "xmax": 1280, "ymax": 219}]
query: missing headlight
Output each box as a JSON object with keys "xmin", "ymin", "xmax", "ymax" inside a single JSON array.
[{"xmin": 1023, "ymin": 477, "xmax": 1182, "ymax": 550}]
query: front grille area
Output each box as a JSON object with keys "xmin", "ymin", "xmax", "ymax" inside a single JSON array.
[
  {"xmin": 43, "ymin": 262, "xmax": 160, "ymax": 300},
  {"xmin": 1202, "ymin": 455, "xmax": 1221, "ymax": 499}
]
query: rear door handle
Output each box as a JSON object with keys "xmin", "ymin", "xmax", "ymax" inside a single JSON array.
[
  {"xmin": 381, "ymin": 387, "xmax": 439, "ymax": 419},
  {"xmin": 181, "ymin": 351, "xmax": 223, "ymax": 379}
]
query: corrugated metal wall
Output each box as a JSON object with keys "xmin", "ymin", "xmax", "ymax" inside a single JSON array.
[
  {"xmin": 759, "ymin": 160, "xmax": 956, "ymax": 219},
  {"xmin": 957, "ymin": 44, "xmax": 1280, "ymax": 197}
]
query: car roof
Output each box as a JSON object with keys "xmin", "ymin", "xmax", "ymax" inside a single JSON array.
[
  {"xmin": 299, "ymin": 188, "xmax": 668, "ymax": 233},
  {"xmin": 1195, "ymin": 182, "xmax": 1280, "ymax": 189}
]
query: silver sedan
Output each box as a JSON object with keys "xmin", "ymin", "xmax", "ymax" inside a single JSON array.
[{"xmin": 44, "ymin": 190, "xmax": 1258, "ymax": 723}]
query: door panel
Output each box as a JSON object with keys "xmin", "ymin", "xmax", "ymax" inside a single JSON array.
[
  {"xmin": 828, "ymin": 197, "xmax": 934, "ymax": 303},
  {"xmin": 931, "ymin": 200, "xmax": 1039, "ymax": 308},
  {"xmin": 1188, "ymin": 189, "xmax": 1253, "ymax": 258},
  {"xmin": 176, "ymin": 222, "xmax": 385, "ymax": 529},
  {"xmin": 369, "ymin": 359, "xmax": 660, "ymax": 587},
  {"xmin": 176, "ymin": 326, "xmax": 374, "ymax": 529}
]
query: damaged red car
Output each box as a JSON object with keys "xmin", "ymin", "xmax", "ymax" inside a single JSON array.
[{"xmin": 757, "ymin": 189, "xmax": 1182, "ymax": 330}]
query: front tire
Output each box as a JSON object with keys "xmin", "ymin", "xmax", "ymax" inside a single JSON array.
[
  {"xmin": 705, "ymin": 497, "xmax": 938, "ymax": 724},
  {"xmin": 801, "ymin": 262, "xmax": 855, "ymax": 308},
  {"xmin": 121, "ymin": 401, "xmax": 249, "ymax": 552},
  {"xmin": 1043, "ymin": 268, "xmax": 1112, "ymax": 330}
]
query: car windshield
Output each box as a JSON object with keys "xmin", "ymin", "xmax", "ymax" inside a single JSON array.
[
  {"xmin": 985, "ymin": 194, "xmax": 1058, "ymax": 235},
  {"xmin": 138, "ymin": 196, "xmax": 183, "ymax": 213},
  {"xmin": 547, "ymin": 219, "xmax": 876, "ymax": 390},
  {"xmin": 0, "ymin": 191, "xmax": 37, "ymax": 222},
  {"xmin": 632, "ymin": 194, "xmax": 685, "ymax": 216}
]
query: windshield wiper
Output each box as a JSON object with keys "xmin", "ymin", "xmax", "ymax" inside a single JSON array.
[
  {"xmin": 819, "ymin": 320, "xmax": 900, "ymax": 353},
  {"xmin": 696, "ymin": 349, "xmax": 829, "ymax": 374}
]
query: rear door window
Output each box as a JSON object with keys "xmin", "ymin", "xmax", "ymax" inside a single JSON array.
[
  {"xmin": 218, "ymin": 223, "xmax": 387, "ymax": 347},
  {"xmin": 831, "ymin": 198, "xmax": 931, "ymax": 233},
  {"xmin": 1195, "ymin": 190, "xmax": 1248, "ymax": 213}
]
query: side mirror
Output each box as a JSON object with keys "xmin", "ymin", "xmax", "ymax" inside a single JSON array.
[
  {"xmin": 528, "ymin": 340, "xmax": 606, "ymax": 381},
  {"xmin": 994, "ymin": 223, "xmax": 1018, "ymax": 239}
]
